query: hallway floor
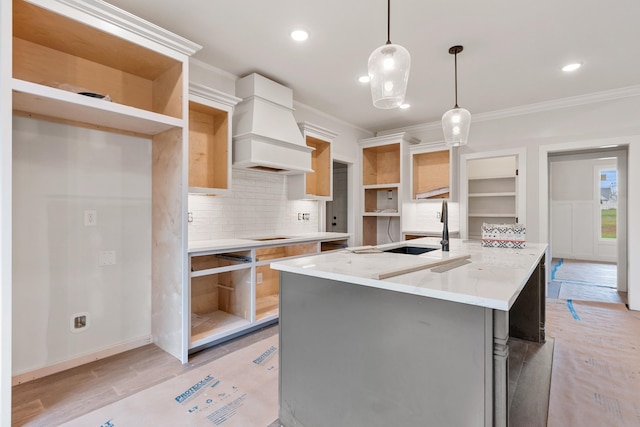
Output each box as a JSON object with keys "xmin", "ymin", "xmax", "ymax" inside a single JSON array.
[{"xmin": 548, "ymin": 258, "xmax": 627, "ymax": 304}]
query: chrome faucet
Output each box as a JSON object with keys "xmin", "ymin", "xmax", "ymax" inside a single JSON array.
[{"xmin": 440, "ymin": 200, "xmax": 449, "ymax": 252}]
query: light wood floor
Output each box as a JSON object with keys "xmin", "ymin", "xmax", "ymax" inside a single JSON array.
[
  {"xmin": 12, "ymin": 321, "xmax": 552, "ymax": 427},
  {"xmin": 12, "ymin": 324, "xmax": 280, "ymax": 426}
]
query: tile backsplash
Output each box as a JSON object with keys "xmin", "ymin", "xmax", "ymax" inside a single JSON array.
[{"xmin": 188, "ymin": 169, "xmax": 319, "ymax": 241}]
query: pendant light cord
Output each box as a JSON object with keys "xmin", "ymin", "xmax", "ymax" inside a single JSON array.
[
  {"xmin": 454, "ymin": 51, "xmax": 459, "ymax": 108},
  {"xmin": 386, "ymin": 0, "xmax": 391, "ymax": 44}
]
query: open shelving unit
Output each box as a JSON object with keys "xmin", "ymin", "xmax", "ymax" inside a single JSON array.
[
  {"xmin": 188, "ymin": 236, "xmax": 348, "ymax": 351},
  {"xmin": 10, "ymin": 0, "xmax": 201, "ymax": 364},
  {"xmin": 359, "ymin": 133, "xmax": 419, "ymax": 246},
  {"xmin": 463, "ymin": 152, "xmax": 525, "ymax": 240}
]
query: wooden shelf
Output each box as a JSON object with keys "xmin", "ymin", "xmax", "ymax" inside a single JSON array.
[
  {"xmin": 469, "ymin": 213, "xmax": 517, "ymax": 218},
  {"xmin": 190, "ymin": 311, "xmax": 251, "ymax": 348},
  {"xmin": 469, "ymin": 192, "xmax": 516, "ymax": 198},
  {"xmin": 13, "ymin": 79, "xmax": 182, "ymax": 135},
  {"xmin": 256, "ymin": 294, "xmax": 279, "ymax": 320}
]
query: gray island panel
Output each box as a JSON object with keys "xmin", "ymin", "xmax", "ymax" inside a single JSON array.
[{"xmin": 279, "ymin": 272, "xmax": 493, "ymax": 427}]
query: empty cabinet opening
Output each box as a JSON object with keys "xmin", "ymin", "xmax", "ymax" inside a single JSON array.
[
  {"xmin": 13, "ymin": 0, "xmax": 183, "ymax": 119},
  {"xmin": 188, "ymin": 101, "xmax": 229, "ymax": 190},
  {"xmin": 255, "ymin": 243, "xmax": 317, "ymax": 320},
  {"xmin": 362, "ymin": 143, "xmax": 400, "ymax": 185},
  {"xmin": 413, "ymin": 150, "xmax": 450, "ymax": 199},
  {"xmin": 307, "ymin": 136, "xmax": 331, "ymax": 197}
]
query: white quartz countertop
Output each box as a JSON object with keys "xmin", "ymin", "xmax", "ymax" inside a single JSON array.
[
  {"xmin": 188, "ymin": 232, "xmax": 350, "ymax": 254},
  {"xmin": 271, "ymin": 237, "xmax": 547, "ymax": 311}
]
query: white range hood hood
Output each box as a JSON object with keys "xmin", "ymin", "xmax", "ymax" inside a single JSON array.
[{"xmin": 232, "ymin": 73, "xmax": 313, "ymax": 174}]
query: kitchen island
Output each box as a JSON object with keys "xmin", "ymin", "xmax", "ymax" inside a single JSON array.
[{"xmin": 271, "ymin": 237, "xmax": 547, "ymax": 427}]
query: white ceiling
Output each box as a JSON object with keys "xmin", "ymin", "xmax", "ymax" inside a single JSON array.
[{"xmin": 109, "ymin": 0, "xmax": 640, "ymax": 133}]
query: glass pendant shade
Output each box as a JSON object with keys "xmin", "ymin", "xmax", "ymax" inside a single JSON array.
[
  {"xmin": 368, "ymin": 43, "xmax": 411, "ymax": 109},
  {"xmin": 442, "ymin": 107, "xmax": 471, "ymax": 147}
]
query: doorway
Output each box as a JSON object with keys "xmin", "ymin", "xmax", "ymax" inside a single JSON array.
[
  {"xmin": 546, "ymin": 146, "xmax": 628, "ymax": 303},
  {"xmin": 326, "ymin": 161, "xmax": 348, "ymax": 232}
]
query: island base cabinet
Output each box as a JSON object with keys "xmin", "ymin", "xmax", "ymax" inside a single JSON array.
[{"xmin": 279, "ymin": 272, "xmax": 494, "ymax": 427}]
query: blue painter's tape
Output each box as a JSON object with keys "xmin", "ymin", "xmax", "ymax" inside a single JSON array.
[
  {"xmin": 551, "ymin": 258, "xmax": 563, "ymax": 281},
  {"xmin": 567, "ymin": 299, "xmax": 580, "ymax": 321}
]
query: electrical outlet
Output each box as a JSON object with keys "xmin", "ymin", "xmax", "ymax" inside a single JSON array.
[
  {"xmin": 257, "ymin": 272, "xmax": 263, "ymax": 284},
  {"xmin": 436, "ymin": 211, "xmax": 441, "ymax": 219},
  {"xmin": 99, "ymin": 250, "xmax": 116, "ymax": 266},
  {"xmin": 70, "ymin": 312, "xmax": 89, "ymax": 333},
  {"xmin": 187, "ymin": 212, "xmax": 194, "ymax": 223},
  {"xmin": 297, "ymin": 213, "xmax": 302, "ymax": 221},
  {"xmin": 84, "ymin": 210, "xmax": 97, "ymax": 226}
]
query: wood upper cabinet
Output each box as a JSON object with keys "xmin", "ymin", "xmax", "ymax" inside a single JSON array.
[
  {"xmin": 188, "ymin": 83, "xmax": 241, "ymax": 194},
  {"xmin": 288, "ymin": 122, "xmax": 338, "ymax": 200},
  {"xmin": 409, "ymin": 143, "xmax": 455, "ymax": 201},
  {"xmin": 11, "ymin": 0, "xmax": 200, "ymax": 135},
  {"xmin": 359, "ymin": 132, "xmax": 419, "ymax": 246}
]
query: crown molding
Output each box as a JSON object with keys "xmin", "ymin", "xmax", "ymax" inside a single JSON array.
[
  {"xmin": 189, "ymin": 82, "xmax": 241, "ymax": 107},
  {"xmin": 28, "ymin": 0, "xmax": 202, "ymax": 56},
  {"xmin": 379, "ymin": 85, "xmax": 640, "ymax": 136},
  {"xmin": 293, "ymin": 100, "xmax": 374, "ymax": 136}
]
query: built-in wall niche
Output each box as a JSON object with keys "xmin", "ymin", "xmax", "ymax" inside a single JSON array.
[{"xmin": 461, "ymin": 150, "xmax": 526, "ymax": 241}]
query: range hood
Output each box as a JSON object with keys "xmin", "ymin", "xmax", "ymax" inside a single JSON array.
[{"xmin": 232, "ymin": 73, "xmax": 313, "ymax": 174}]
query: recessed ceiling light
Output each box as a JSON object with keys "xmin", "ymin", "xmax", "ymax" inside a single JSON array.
[
  {"xmin": 562, "ymin": 62, "xmax": 582, "ymax": 72},
  {"xmin": 358, "ymin": 75, "xmax": 370, "ymax": 83},
  {"xmin": 399, "ymin": 103, "xmax": 410, "ymax": 109},
  {"xmin": 290, "ymin": 29, "xmax": 309, "ymax": 41}
]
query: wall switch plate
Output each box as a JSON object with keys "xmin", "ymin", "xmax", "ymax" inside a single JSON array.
[
  {"xmin": 84, "ymin": 210, "xmax": 97, "ymax": 226},
  {"xmin": 99, "ymin": 250, "xmax": 116, "ymax": 266}
]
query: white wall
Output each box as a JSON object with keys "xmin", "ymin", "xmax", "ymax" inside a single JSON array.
[
  {"xmin": 550, "ymin": 156, "xmax": 617, "ymax": 262},
  {"xmin": 389, "ymin": 93, "xmax": 640, "ymax": 310},
  {"xmin": 187, "ymin": 169, "xmax": 320, "ymax": 240},
  {"xmin": 12, "ymin": 117, "xmax": 152, "ymax": 375}
]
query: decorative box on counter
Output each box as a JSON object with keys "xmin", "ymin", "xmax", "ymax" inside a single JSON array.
[{"xmin": 481, "ymin": 223, "xmax": 526, "ymax": 249}]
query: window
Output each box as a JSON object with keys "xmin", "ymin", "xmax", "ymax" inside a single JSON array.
[{"xmin": 599, "ymin": 169, "xmax": 617, "ymax": 239}]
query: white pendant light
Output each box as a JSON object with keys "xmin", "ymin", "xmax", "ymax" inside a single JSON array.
[
  {"xmin": 368, "ymin": 0, "xmax": 411, "ymax": 109},
  {"xmin": 442, "ymin": 45, "xmax": 471, "ymax": 146}
]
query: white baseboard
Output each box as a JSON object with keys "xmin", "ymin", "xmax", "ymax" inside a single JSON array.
[{"xmin": 12, "ymin": 335, "xmax": 152, "ymax": 386}]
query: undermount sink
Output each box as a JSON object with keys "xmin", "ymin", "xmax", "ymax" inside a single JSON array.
[{"xmin": 383, "ymin": 246, "xmax": 438, "ymax": 255}]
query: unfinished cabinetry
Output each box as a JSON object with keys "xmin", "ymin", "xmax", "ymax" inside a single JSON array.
[
  {"xmin": 288, "ymin": 122, "xmax": 338, "ymax": 200},
  {"xmin": 410, "ymin": 144, "xmax": 454, "ymax": 200},
  {"xmin": 359, "ymin": 133, "xmax": 419, "ymax": 246},
  {"xmin": 188, "ymin": 236, "xmax": 349, "ymax": 352},
  {"xmin": 10, "ymin": 0, "xmax": 200, "ymax": 364},
  {"xmin": 188, "ymin": 84, "xmax": 241, "ymax": 194},
  {"xmin": 254, "ymin": 243, "xmax": 318, "ymax": 320}
]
